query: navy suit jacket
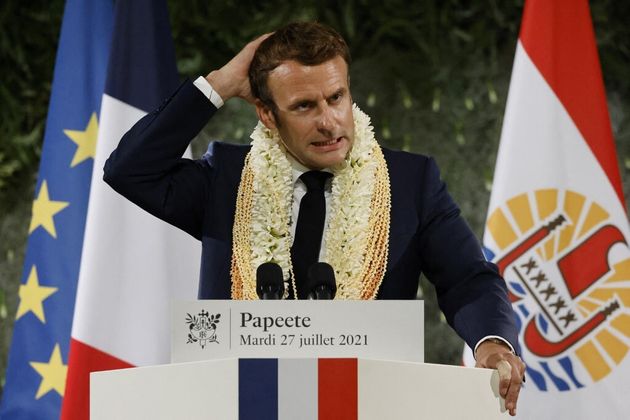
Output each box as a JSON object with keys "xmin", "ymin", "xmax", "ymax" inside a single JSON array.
[{"xmin": 104, "ymin": 79, "xmax": 519, "ymax": 351}]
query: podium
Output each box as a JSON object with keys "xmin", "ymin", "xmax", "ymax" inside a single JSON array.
[
  {"xmin": 91, "ymin": 301, "xmax": 508, "ymax": 418},
  {"xmin": 91, "ymin": 357, "xmax": 507, "ymax": 419}
]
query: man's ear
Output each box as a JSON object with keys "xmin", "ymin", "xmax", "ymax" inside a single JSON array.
[{"xmin": 255, "ymin": 100, "xmax": 277, "ymax": 130}]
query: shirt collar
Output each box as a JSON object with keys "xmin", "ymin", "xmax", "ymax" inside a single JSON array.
[{"xmin": 285, "ymin": 152, "xmax": 333, "ymax": 188}]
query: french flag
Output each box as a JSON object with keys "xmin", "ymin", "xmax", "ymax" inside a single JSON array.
[
  {"xmin": 240, "ymin": 359, "xmax": 358, "ymax": 420},
  {"xmin": 61, "ymin": 1, "xmax": 199, "ymax": 418}
]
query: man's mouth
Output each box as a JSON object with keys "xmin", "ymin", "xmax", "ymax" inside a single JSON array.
[{"xmin": 312, "ymin": 137, "xmax": 342, "ymax": 147}]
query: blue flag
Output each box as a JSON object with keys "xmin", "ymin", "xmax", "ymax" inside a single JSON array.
[{"xmin": 0, "ymin": 0, "xmax": 113, "ymax": 418}]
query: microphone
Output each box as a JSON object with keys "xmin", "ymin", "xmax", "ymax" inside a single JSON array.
[
  {"xmin": 256, "ymin": 262, "xmax": 284, "ymax": 300},
  {"xmin": 306, "ymin": 262, "xmax": 337, "ymax": 300}
]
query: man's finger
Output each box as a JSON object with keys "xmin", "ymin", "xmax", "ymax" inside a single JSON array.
[
  {"xmin": 496, "ymin": 359, "xmax": 512, "ymax": 397},
  {"xmin": 496, "ymin": 360, "xmax": 512, "ymax": 381},
  {"xmin": 504, "ymin": 362, "xmax": 524, "ymax": 416},
  {"xmin": 498, "ymin": 356, "xmax": 526, "ymax": 416}
]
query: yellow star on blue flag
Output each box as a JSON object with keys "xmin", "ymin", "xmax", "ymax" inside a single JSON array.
[
  {"xmin": 30, "ymin": 344, "xmax": 68, "ymax": 399},
  {"xmin": 64, "ymin": 112, "xmax": 99, "ymax": 167},
  {"xmin": 16, "ymin": 265, "xmax": 58, "ymax": 323},
  {"xmin": 29, "ymin": 180, "xmax": 70, "ymax": 238}
]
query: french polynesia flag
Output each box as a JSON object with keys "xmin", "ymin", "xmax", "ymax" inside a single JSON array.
[
  {"xmin": 477, "ymin": 0, "xmax": 630, "ymax": 419},
  {"xmin": 61, "ymin": 1, "xmax": 199, "ymax": 418}
]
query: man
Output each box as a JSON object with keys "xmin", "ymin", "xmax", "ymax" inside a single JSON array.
[{"xmin": 104, "ymin": 22, "xmax": 525, "ymax": 414}]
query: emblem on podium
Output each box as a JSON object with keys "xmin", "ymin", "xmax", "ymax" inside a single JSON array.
[{"xmin": 186, "ymin": 310, "xmax": 221, "ymax": 349}]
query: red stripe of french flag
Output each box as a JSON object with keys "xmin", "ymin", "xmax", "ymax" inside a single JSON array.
[{"xmin": 318, "ymin": 359, "xmax": 358, "ymax": 420}]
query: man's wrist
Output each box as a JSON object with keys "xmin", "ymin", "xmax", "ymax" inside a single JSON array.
[
  {"xmin": 474, "ymin": 335, "xmax": 516, "ymax": 359},
  {"xmin": 483, "ymin": 338, "xmax": 514, "ymax": 351},
  {"xmin": 205, "ymin": 70, "xmax": 233, "ymax": 102}
]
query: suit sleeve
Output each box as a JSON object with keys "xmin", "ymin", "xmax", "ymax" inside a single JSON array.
[
  {"xmin": 103, "ymin": 79, "xmax": 217, "ymax": 240},
  {"xmin": 417, "ymin": 157, "xmax": 520, "ymax": 353}
]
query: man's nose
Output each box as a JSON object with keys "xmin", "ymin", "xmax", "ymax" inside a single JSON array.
[{"xmin": 316, "ymin": 105, "xmax": 335, "ymax": 134}]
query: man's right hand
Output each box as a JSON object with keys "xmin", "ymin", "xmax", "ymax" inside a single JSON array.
[{"xmin": 205, "ymin": 34, "xmax": 271, "ymax": 104}]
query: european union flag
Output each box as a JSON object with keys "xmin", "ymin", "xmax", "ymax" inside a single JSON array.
[{"xmin": 0, "ymin": 0, "xmax": 113, "ymax": 418}]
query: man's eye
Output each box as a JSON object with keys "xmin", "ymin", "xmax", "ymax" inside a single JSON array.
[
  {"xmin": 330, "ymin": 93, "xmax": 343, "ymax": 103},
  {"xmin": 296, "ymin": 102, "xmax": 311, "ymax": 110}
]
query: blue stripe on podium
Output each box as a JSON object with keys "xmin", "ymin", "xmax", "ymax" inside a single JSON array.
[{"xmin": 239, "ymin": 359, "xmax": 278, "ymax": 419}]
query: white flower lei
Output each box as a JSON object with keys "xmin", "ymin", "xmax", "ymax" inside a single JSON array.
[{"xmin": 231, "ymin": 104, "xmax": 390, "ymax": 299}]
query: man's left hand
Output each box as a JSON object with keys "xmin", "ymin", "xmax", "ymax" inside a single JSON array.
[{"xmin": 475, "ymin": 340, "xmax": 526, "ymax": 417}]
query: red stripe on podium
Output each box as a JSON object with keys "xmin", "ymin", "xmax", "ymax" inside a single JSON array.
[
  {"xmin": 318, "ymin": 358, "xmax": 358, "ymax": 420},
  {"xmin": 61, "ymin": 338, "xmax": 134, "ymax": 420}
]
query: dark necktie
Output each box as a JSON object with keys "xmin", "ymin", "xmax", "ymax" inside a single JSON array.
[{"xmin": 290, "ymin": 171, "xmax": 333, "ymax": 299}]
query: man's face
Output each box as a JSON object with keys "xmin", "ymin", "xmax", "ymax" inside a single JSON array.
[{"xmin": 257, "ymin": 55, "xmax": 354, "ymax": 170}]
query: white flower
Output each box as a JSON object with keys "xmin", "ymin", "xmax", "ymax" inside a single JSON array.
[{"xmin": 236, "ymin": 105, "xmax": 390, "ymax": 299}]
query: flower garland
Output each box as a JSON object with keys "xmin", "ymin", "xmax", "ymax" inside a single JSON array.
[{"xmin": 230, "ymin": 104, "xmax": 391, "ymax": 299}]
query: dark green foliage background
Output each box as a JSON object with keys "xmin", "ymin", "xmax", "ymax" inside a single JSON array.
[{"xmin": 1, "ymin": 0, "xmax": 629, "ymax": 396}]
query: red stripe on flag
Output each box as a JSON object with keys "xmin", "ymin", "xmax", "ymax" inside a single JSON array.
[
  {"xmin": 519, "ymin": 0, "xmax": 624, "ymax": 205},
  {"xmin": 61, "ymin": 338, "xmax": 134, "ymax": 420},
  {"xmin": 318, "ymin": 358, "xmax": 357, "ymax": 420}
]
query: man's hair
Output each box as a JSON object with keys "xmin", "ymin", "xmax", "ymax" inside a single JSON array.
[{"xmin": 249, "ymin": 22, "xmax": 351, "ymax": 110}]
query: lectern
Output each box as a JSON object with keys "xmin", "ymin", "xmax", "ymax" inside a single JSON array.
[
  {"xmin": 91, "ymin": 300, "xmax": 508, "ymax": 418},
  {"xmin": 91, "ymin": 358, "xmax": 506, "ymax": 419}
]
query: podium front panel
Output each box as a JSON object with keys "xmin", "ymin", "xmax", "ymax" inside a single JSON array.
[
  {"xmin": 91, "ymin": 358, "xmax": 509, "ymax": 419},
  {"xmin": 91, "ymin": 359, "xmax": 238, "ymax": 420},
  {"xmin": 358, "ymin": 359, "xmax": 507, "ymax": 419},
  {"xmin": 172, "ymin": 300, "xmax": 424, "ymax": 363}
]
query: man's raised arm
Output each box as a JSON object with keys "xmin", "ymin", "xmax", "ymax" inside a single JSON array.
[{"xmin": 102, "ymin": 35, "xmax": 268, "ymax": 238}]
